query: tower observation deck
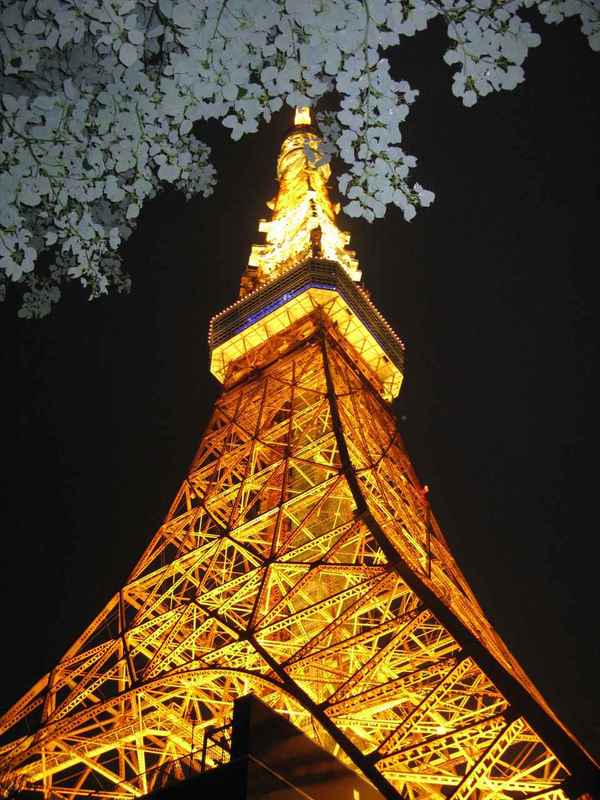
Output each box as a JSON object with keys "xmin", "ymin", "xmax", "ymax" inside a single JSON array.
[{"xmin": 0, "ymin": 109, "xmax": 597, "ymax": 800}]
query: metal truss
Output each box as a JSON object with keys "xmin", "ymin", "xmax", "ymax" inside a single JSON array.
[{"xmin": 0, "ymin": 317, "xmax": 594, "ymax": 800}]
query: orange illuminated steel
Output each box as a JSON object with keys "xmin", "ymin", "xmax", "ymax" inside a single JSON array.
[{"xmin": 0, "ymin": 109, "xmax": 597, "ymax": 800}]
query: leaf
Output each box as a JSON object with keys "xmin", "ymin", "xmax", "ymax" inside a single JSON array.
[
  {"xmin": 158, "ymin": 162, "xmax": 180, "ymax": 181},
  {"xmin": 31, "ymin": 95, "xmax": 55, "ymax": 111},
  {"xmin": 19, "ymin": 185, "xmax": 41, "ymax": 207},
  {"xmin": 77, "ymin": 216, "xmax": 95, "ymax": 241},
  {"xmin": 128, "ymin": 29, "xmax": 144, "ymax": 45},
  {"xmin": 463, "ymin": 90, "xmax": 477, "ymax": 107},
  {"xmin": 2, "ymin": 94, "xmax": 18, "ymax": 114},
  {"xmin": 105, "ymin": 176, "xmax": 126, "ymax": 202},
  {"xmin": 118, "ymin": 42, "xmax": 138, "ymax": 67},
  {"xmin": 343, "ymin": 200, "xmax": 363, "ymax": 218},
  {"xmin": 403, "ymin": 204, "xmax": 416, "ymax": 221},
  {"xmin": 222, "ymin": 84, "xmax": 238, "ymax": 102},
  {"xmin": 159, "ymin": 0, "xmax": 173, "ymax": 17},
  {"xmin": 109, "ymin": 227, "xmax": 121, "ymax": 249},
  {"xmin": 0, "ymin": 254, "xmax": 24, "ymax": 281},
  {"xmin": 443, "ymin": 49, "xmax": 461, "ymax": 66},
  {"xmin": 324, "ymin": 45, "xmax": 341, "ymax": 75},
  {"xmin": 63, "ymin": 78, "xmax": 77, "ymax": 100},
  {"xmin": 261, "ymin": 66, "xmax": 278, "ymax": 84},
  {"xmin": 25, "ymin": 19, "xmax": 45, "ymax": 35},
  {"xmin": 173, "ymin": 3, "xmax": 194, "ymax": 27}
]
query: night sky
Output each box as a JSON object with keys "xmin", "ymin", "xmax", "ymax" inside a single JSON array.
[{"xmin": 1, "ymin": 15, "xmax": 599, "ymax": 766}]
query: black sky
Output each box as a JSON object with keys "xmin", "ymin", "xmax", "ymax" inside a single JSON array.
[{"xmin": 1, "ymin": 16, "xmax": 599, "ymax": 763}]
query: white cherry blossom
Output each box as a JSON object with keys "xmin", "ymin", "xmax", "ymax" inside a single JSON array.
[{"xmin": 0, "ymin": 0, "xmax": 598, "ymax": 316}]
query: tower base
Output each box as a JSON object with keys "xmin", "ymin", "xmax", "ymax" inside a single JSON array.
[{"xmin": 145, "ymin": 695, "xmax": 383, "ymax": 800}]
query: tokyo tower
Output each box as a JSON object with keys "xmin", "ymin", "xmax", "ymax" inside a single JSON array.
[{"xmin": 0, "ymin": 108, "xmax": 597, "ymax": 800}]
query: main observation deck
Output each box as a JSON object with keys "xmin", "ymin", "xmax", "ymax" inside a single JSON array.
[{"xmin": 209, "ymin": 259, "xmax": 404, "ymax": 401}]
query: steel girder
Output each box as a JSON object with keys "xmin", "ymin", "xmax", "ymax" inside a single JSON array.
[{"xmin": 0, "ymin": 322, "xmax": 594, "ymax": 800}]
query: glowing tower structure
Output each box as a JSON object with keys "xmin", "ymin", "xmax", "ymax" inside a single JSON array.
[{"xmin": 0, "ymin": 110, "xmax": 597, "ymax": 800}]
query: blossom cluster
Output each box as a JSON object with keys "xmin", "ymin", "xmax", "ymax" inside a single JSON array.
[{"xmin": 0, "ymin": 0, "xmax": 598, "ymax": 316}]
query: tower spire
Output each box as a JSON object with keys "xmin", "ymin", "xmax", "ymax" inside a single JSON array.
[{"xmin": 240, "ymin": 107, "xmax": 360, "ymax": 298}]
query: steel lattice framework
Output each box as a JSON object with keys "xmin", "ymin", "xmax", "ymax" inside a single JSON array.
[{"xmin": 0, "ymin": 110, "xmax": 597, "ymax": 800}]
